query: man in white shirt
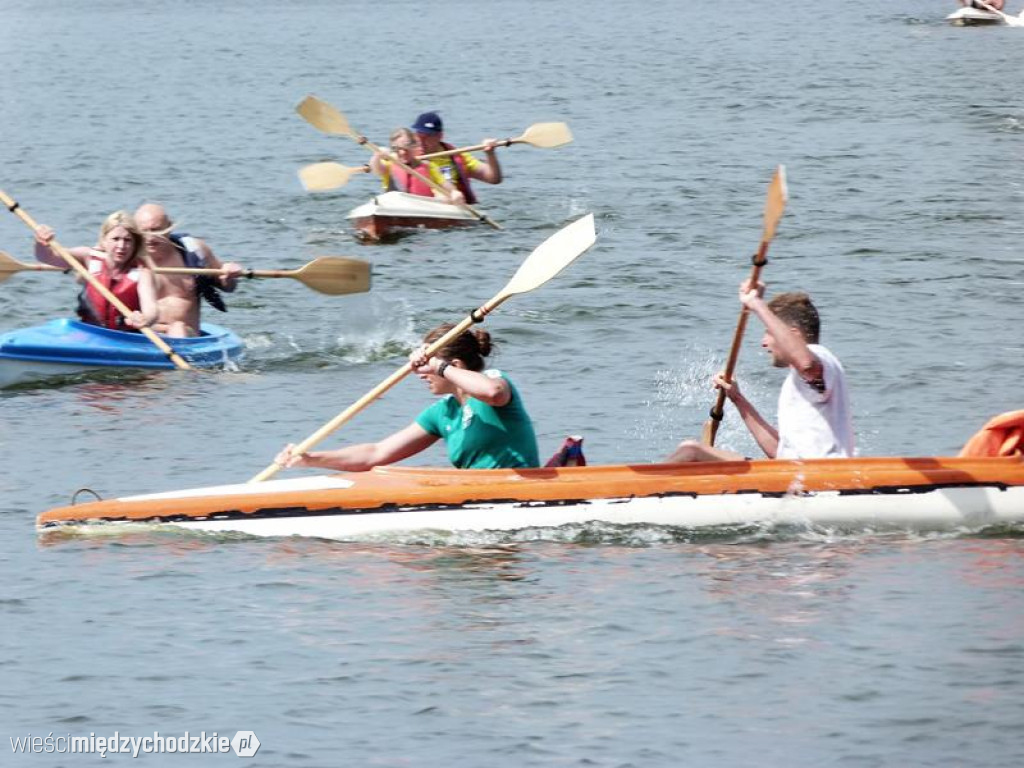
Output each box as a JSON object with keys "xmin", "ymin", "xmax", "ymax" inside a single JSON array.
[{"xmin": 667, "ymin": 279, "xmax": 854, "ymax": 462}]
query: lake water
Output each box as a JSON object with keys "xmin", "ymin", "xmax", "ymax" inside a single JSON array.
[{"xmin": 1, "ymin": 1, "xmax": 1023, "ymax": 765}]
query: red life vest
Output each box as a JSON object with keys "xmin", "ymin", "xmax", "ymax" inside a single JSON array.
[
  {"xmin": 390, "ymin": 147, "xmax": 477, "ymax": 204},
  {"xmin": 77, "ymin": 251, "xmax": 142, "ymax": 330},
  {"xmin": 389, "ymin": 163, "xmax": 436, "ymax": 198}
]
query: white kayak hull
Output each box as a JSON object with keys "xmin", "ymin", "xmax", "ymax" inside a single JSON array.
[
  {"xmin": 946, "ymin": 7, "xmax": 1006, "ymax": 25},
  {"xmin": 346, "ymin": 191, "xmax": 480, "ymax": 241}
]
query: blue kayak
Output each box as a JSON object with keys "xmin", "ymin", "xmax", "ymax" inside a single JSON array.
[{"xmin": 0, "ymin": 318, "xmax": 244, "ymax": 387}]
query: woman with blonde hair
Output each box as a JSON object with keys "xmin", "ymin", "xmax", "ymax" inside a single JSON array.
[
  {"xmin": 276, "ymin": 323, "xmax": 540, "ymax": 471},
  {"xmin": 34, "ymin": 210, "xmax": 159, "ymax": 331}
]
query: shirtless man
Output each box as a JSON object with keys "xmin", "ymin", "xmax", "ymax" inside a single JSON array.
[{"xmin": 133, "ymin": 203, "xmax": 242, "ymax": 337}]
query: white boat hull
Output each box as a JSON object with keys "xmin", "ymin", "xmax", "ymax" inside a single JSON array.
[
  {"xmin": 947, "ymin": 7, "xmax": 1007, "ymax": 25},
  {"xmin": 346, "ymin": 191, "xmax": 480, "ymax": 240},
  {"xmin": 163, "ymin": 485, "xmax": 1024, "ymax": 540}
]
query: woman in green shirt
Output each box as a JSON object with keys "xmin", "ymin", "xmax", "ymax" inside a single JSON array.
[{"xmin": 276, "ymin": 324, "xmax": 540, "ymax": 471}]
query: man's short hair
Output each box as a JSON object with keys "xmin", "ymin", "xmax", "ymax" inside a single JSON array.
[{"xmin": 767, "ymin": 292, "xmax": 820, "ymax": 344}]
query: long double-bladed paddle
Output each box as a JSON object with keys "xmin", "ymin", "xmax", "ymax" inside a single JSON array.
[
  {"xmin": 298, "ymin": 123, "xmax": 572, "ymax": 192},
  {"xmin": 295, "ymin": 95, "xmax": 503, "ymax": 230},
  {"xmin": 250, "ymin": 213, "xmax": 597, "ymax": 483},
  {"xmin": 0, "ymin": 250, "xmax": 370, "ymax": 297},
  {"xmin": 701, "ymin": 166, "xmax": 788, "ymax": 447},
  {"xmin": 0, "ymin": 189, "xmax": 192, "ymax": 371},
  {"xmin": 411, "ymin": 122, "xmax": 573, "ymax": 160},
  {"xmin": 298, "ymin": 162, "xmax": 371, "ymax": 193}
]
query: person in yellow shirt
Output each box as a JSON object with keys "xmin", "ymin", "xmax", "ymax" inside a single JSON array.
[{"xmin": 410, "ymin": 111, "xmax": 503, "ymax": 205}]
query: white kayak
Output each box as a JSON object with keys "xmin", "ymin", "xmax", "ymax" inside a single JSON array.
[
  {"xmin": 946, "ymin": 6, "xmax": 1011, "ymax": 25},
  {"xmin": 346, "ymin": 191, "xmax": 481, "ymax": 241}
]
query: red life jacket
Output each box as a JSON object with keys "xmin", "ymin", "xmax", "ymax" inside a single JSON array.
[
  {"xmin": 77, "ymin": 251, "xmax": 142, "ymax": 330},
  {"xmin": 389, "ymin": 163, "xmax": 436, "ymax": 198},
  {"xmin": 390, "ymin": 147, "xmax": 477, "ymax": 204}
]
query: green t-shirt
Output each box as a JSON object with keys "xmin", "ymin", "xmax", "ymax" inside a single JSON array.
[{"xmin": 414, "ymin": 370, "xmax": 540, "ymax": 469}]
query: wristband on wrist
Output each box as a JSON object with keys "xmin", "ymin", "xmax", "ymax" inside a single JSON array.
[{"xmin": 437, "ymin": 361, "xmax": 450, "ymax": 379}]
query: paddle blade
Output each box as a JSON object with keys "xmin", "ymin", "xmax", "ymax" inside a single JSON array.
[
  {"xmin": 0, "ymin": 251, "xmax": 24, "ymax": 283},
  {"xmin": 761, "ymin": 165, "xmax": 788, "ymax": 242},
  {"xmin": 298, "ymin": 162, "xmax": 365, "ymax": 192},
  {"xmin": 295, "ymin": 257, "xmax": 371, "ymax": 295},
  {"xmin": 501, "ymin": 214, "xmax": 596, "ymax": 298},
  {"xmin": 296, "ymin": 95, "xmax": 353, "ymax": 137},
  {"xmin": 519, "ymin": 122, "xmax": 573, "ymax": 149}
]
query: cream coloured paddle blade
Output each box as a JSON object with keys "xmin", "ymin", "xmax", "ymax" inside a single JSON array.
[
  {"xmin": 296, "ymin": 95, "xmax": 355, "ymax": 137},
  {"xmin": 298, "ymin": 162, "xmax": 369, "ymax": 192},
  {"xmin": 517, "ymin": 122, "xmax": 573, "ymax": 148},
  {"xmin": 499, "ymin": 213, "xmax": 596, "ymax": 299},
  {"xmin": 290, "ymin": 257, "xmax": 371, "ymax": 295}
]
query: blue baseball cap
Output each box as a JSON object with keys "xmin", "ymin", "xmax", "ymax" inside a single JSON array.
[{"xmin": 411, "ymin": 112, "xmax": 443, "ymax": 135}]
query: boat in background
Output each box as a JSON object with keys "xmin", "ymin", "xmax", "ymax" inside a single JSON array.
[
  {"xmin": 37, "ymin": 455, "xmax": 1024, "ymax": 540},
  {"xmin": 946, "ymin": 6, "xmax": 1008, "ymax": 24},
  {"xmin": 0, "ymin": 318, "xmax": 244, "ymax": 388},
  {"xmin": 347, "ymin": 191, "xmax": 481, "ymax": 241}
]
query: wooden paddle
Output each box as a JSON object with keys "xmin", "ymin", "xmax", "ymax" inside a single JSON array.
[
  {"xmin": 414, "ymin": 122, "xmax": 574, "ymax": 160},
  {"xmin": 0, "ymin": 250, "xmax": 65, "ymax": 282},
  {"xmin": 0, "ymin": 190, "xmax": 193, "ymax": 371},
  {"xmin": 974, "ymin": 0, "xmax": 1024, "ymax": 26},
  {"xmin": 0, "ymin": 250, "xmax": 370, "ymax": 297},
  {"xmin": 297, "ymin": 162, "xmax": 371, "ymax": 192},
  {"xmin": 249, "ymin": 212, "xmax": 597, "ymax": 483},
  {"xmin": 153, "ymin": 257, "xmax": 371, "ymax": 296},
  {"xmin": 701, "ymin": 166, "xmax": 788, "ymax": 447},
  {"xmin": 295, "ymin": 95, "xmax": 503, "ymax": 230}
]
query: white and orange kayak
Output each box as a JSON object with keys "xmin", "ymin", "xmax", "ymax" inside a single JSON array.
[
  {"xmin": 347, "ymin": 191, "xmax": 480, "ymax": 241},
  {"xmin": 37, "ymin": 456, "xmax": 1024, "ymax": 540}
]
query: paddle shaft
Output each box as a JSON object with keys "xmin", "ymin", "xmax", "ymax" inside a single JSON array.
[
  {"xmin": 702, "ymin": 166, "xmax": 787, "ymax": 447},
  {"xmin": 415, "ymin": 137, "xmax": 520, "ymax": 161},
  {"xmin": 703, "ymin": 251, "xmax": 768, "ymax": 447},
  {"xmin": 0, "ymin": 190, "xmax": 192, "ymax": 370},
  {"xmin": 250, "ymin": 302, "xmax": 502, "ymax": 483}
]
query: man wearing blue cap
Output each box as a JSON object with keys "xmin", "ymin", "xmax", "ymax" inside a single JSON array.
[{"xmin": 410, "ymin": 111, "xmax": 503, "ymax": 205}]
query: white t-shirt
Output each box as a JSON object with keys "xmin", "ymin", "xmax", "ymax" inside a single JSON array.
[{"xmin": 775, "ymin": 344, "xmax": 854, "ymax": 459}]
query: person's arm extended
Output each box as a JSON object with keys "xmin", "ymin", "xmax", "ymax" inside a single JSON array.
[
  {"xmin": 714, "ymin": 373, "xmax": 780, "ymax": 458},
  {"xmin": 34, "ymin": 225, "xmax": 89, "ymax": 268},
  {"xmin": 276, "ymin": 423, "xmax": 438, "ymax": 472},
  {"xmin": 468, "ymin": 142, "xmax": 502, "ymax": 185}
]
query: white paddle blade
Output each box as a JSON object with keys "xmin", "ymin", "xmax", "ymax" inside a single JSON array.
[
  {"xmin": 296, "ymin": 95, "xmax": 352, "ymax": 136},
  {"xmin": 762, "ymin": 165, "xmax": 788, "ymax": 242},
  {"xmin": 502, "ymin": 214, "xmax": 596, "ymax": 297},
  {"xmin": 298, "ymin": 162, "xmax": 358, "ymax": 192}
]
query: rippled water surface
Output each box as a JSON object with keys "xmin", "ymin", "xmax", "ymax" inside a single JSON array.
[{"xmin": 2, "ymin": 1, "xmax": 1023, "ymax": 766}]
